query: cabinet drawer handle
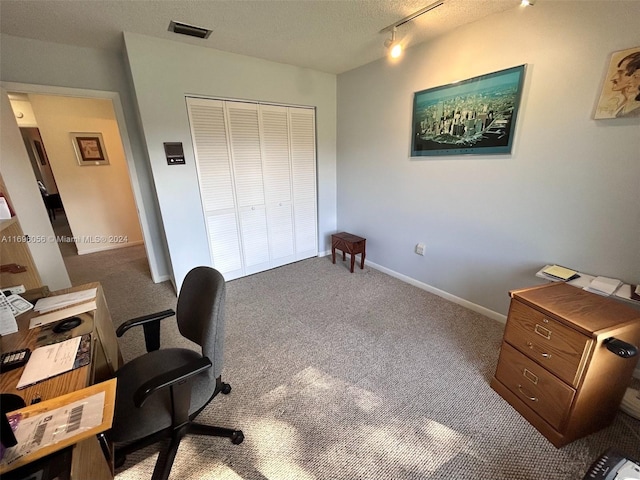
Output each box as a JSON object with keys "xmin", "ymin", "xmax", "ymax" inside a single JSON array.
[
  {"xmin": 517, "ymin": 384, "xmax": 538, "ymax": 402},
  {"xmin": 526, "ymin": 342, "xmax": 552, "ymax": 359},
  {"xmin": 523, "ymin": 368, "xmax": 538, "ymax": 385},
  {"xmin": 534, "ymin": 324, "xmax": 552, "ymax": 339}
]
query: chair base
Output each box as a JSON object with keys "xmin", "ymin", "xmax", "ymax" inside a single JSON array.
[{"xmin": 114, "ymin": 382, "xmax": 243, "ymax": 480}]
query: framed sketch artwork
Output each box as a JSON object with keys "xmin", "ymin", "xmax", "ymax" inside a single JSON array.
[
  {"xmin": 594, "ymin": 46, "xmax": 640, "ymax": 119},
  {"xmin": 411, "ymin": 65, "xmax": 526, "ymax": 157},
  {"xmin": 71, "ymin": 132, "xmax": 109, "ymax": 166}
]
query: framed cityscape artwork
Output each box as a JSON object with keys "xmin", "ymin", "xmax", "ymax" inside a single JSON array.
[{"xmin": 411, "ymin": 65, "xmax": 526, "ymax": 157}]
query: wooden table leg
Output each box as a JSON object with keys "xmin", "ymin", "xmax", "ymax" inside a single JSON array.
[
  {"xmin": 331, "ymin": 246, "xmax": 336, "ymax": 264},
  {"xmin": 350, "ymin": 253, "xmax": 356, "ymax": 273}
]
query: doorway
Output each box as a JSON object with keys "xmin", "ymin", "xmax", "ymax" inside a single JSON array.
[
  {"xmin": 17, "ymin": 125, "xmax": 74, "ymax": 254},
  {"xmin": 6, "ymin": 90, "xmax": 149, "ymax": 277}
]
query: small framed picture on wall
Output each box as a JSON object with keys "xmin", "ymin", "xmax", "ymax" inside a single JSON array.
[
  {"xmin": 71, "ymin": 132, "xmax": 110, "ymax": 166},
  {"xmin": 594, "ymin": 46, "xmax": 640, "ymax": 119}
]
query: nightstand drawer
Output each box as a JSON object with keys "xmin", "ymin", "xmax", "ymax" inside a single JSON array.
[
  {"xmin": 504, "ymin": 300, "xmax": 589, "ymax": 386},
  {"xmin": 495, "ymin": 342, "xmax": 575, "ymax": 430}
]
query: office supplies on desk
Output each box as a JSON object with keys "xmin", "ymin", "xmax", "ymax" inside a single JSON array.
[
  {"xmin": 4, "ymin": 294, "xmax": 33, "ymax": 317},
  {"xmin": 583, "ymin": 276, "xmax": 623, "ymax": 296},
  {"xmin": 1, "ymin": 349, "xmax": 31, "ymax": 373},
  {"xmin": 0, "ymin": 379, "xmax": 116, "ymax": 474},
  {"xmin": 16, "ymin": 334, "xmax": 91, "ymax": 389},
  {"xmin": 0, "ymin": 291, "xmax": 18, "ymax": 335},
  {"xmin": 541, "ymin": 264, "xmax": 580, "ymax": 281},
  {"xmin": 33, "ymin": 288, "xmax": 96, "ymax": 314},
  {"xmin": 29, "ymin": 289, "xmax": 97, "ymax": 329}
]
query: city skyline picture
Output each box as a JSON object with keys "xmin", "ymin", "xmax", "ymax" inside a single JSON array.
[{"xmin": 411, "ymin": 65, "xmax": 526, "ymax": 157}]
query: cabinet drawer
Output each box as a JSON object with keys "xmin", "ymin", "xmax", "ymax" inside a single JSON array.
[
  {"xmin": 504, "ymin": 300, "xmax": 589, "ymax": 386},
  {"xmin": 495, "ymin": 342, "xmax": 575, "ymax": 430}
]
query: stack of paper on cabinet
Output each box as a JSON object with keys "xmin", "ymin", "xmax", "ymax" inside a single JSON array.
[
  {"xmin": 583, "ymin": 276, "xmax": 623, "ymax": 296},
  {"xmin": 541, "ymin": 265, "xmax": 580, "ymax": 281},
  {"xmin": 29, "ymin": 288, "xmax": 97, "ymax": 329}
]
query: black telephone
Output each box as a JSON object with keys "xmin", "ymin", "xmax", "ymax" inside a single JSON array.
[{"xmin": 583, "ymin": 449, "xmax": 640, "ymax": 479}]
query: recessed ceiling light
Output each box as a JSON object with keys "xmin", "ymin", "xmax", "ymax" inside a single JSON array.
[{"xmin": 168, "ymin": 21, "xmax": 212, "ymax": 39}]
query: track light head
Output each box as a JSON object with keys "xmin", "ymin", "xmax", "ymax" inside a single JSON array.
[{"xmin": 384, "ymin": 27, "xmax": 403, "ymax": 59}]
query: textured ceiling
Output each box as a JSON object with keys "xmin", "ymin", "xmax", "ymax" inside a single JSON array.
[{"xmin": 0, "ymin": 0, "xmax": 523, "ymax": 74}]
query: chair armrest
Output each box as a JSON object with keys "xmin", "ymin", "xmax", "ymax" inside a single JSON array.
[
  {"xmin": 116, "ymin": 309, "xmax": 175, "ymax": 352},
  {"xmin": 116, "ymin": 309, "xmax": 176, "ymax": 337},
  {"xmin": 133, "ymin": 357, "xmax": 212, "ymax": 408}
]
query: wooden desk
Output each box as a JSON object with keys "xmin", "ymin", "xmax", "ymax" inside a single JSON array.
[{"xmin": 0, "ymin": 283, "xmax": 122, "ymax": 478}]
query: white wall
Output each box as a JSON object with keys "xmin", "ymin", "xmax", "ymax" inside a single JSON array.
[
  {"xmin": 0, "ymin": 88, "xmax": 71, "ymax": 290},
  {"xmin": 124, "ymin": 33, "xmax": 337, "ymax": 289},
  {"xmin": 337, "ymin": 2, "xmax": 640, "ymax": 316},
  {"xmin": 28, "ymin": 94, "xmax": 143, "ymax": 254},
  {"xmin": 0, "ymin": 34, "xmax": 171, "ymax": 282}
]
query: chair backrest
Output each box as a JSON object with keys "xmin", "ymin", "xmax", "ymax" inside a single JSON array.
[{"xmin": 176, "ymin": 266, "xmax": 226, "ymax": 379}]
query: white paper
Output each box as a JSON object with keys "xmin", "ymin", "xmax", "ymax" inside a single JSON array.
[
  {"xmin": 583, "ymin": 276, "xmax": 622, "ymax": 296},
  {"xmin": 34, "ymin": 288, "xmax": 97, "ymax": 314},
  {"xmin": 17, "ymin": 336, "xmax": 82, "ymax": 389},
  {"xmin": 1, "ymin": 391, "xmax": 106, "ymax": 466}
]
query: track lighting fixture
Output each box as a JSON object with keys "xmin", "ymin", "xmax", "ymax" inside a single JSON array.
[
  {"xmin": 380, "ymin": 0, "xmax": 445, "ymax": 59},
  {"xmin": 384, "ymin": 27, "xmax": 402, "ymax": 59}
]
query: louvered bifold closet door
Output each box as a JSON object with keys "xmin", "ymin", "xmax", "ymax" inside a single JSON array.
[
  {"xmin": 260, "ymin": 105, "xmax": 295, "ymax": 267},
  {"xmin": 289, "ymin": 108, "xmax": 318, "ymax": 259},
  {"xmin": 187, "ymin": 98, "xmax": 244, "ymax": 280},
  {"xmin": 226, "ymin": 102, "xmax": 270, "ymax": 275}
]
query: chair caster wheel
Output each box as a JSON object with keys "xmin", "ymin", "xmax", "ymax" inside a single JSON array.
[
  {"xmin": 221, "ymin": 383, "xmax": 232, "ymax": 395},
  {"xmin": 231, "ymin": 430, "xmax": 244, "ymax": 445}
]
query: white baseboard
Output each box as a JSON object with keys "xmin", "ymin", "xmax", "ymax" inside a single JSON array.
[
  {"xmin": 362, "ymin": 260, "xmax": 640, "ymax": 378},
  {"xmin": 365, "ymin": 260, "xmax": 507, "ymax": 324},
  {"xmin": 77, "ymin": 241, "xmax": 144, "ymax": 255},
  {"xmin": 77, "ymin": 240, "xmax": 144, "ymax": 255}
]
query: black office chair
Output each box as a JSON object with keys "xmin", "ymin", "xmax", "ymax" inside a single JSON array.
[{"xmin": 109, "ymin": 266, "xmax": 244, "ymax": 480}]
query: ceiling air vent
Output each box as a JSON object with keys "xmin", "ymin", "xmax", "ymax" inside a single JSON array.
[{"xmin": 168, "ymin": 21, "xmax": 212, "ymax": 39}]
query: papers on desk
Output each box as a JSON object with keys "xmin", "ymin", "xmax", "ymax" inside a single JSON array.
[
  {"xmin": 29, "ymin": 288, "xmax": 97, "ymax": 329},
  {"xmin": 1, "ymin": 390, "xmax": 106, "ymax": 467},
  {"xmin": 583, "ymin": 276, "xmax": 623, "ymax": 297},
  {"xmin": 34, "ymin": 288, "xmax": 96, "ymax": 313},
  {"xmin": 16, "ymin": 334, "xmax": 91, "ymax": 389}
]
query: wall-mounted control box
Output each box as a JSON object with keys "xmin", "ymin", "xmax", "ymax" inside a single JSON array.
[{"xmin": 164, "ymin": 142, "xmax": 185, "ymax": 165}]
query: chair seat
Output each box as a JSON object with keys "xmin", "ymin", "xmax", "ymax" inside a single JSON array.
[{"xmin": 111, "ymin": 348, "xmax": 216, "ymax": 443}]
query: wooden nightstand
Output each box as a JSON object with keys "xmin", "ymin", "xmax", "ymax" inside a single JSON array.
[{"xmin": 490, "ymin": 282, "xmax": 640, "ymax": 447}]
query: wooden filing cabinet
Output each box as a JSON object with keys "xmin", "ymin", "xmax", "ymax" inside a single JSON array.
[{"xmin": 490, "ymin": 282, "xmax": 640, "ymax": 447}]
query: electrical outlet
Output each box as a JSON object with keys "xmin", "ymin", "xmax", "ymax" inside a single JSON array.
[{"xmin": 415, "ymin": 243, "xmax": 425, "ymax": 256}]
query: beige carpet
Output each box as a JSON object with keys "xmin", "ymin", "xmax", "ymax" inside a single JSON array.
[{"xmin": 61, "ymin": 244, "xmax": 640, "ymax": 480}]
